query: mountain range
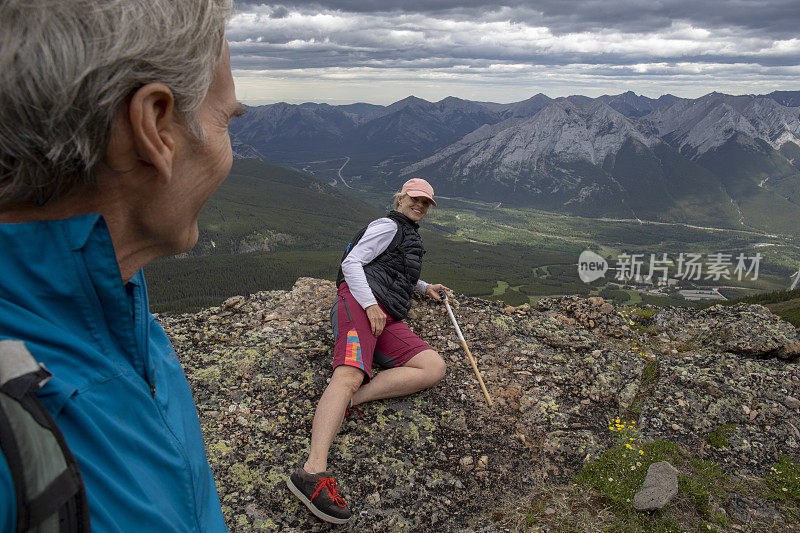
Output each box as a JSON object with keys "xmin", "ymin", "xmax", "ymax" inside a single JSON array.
[{"xmin": 229, "ymin": 90, "xmax": 800, "ymax": 233}]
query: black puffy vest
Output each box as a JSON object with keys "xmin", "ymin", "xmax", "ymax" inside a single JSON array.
[{"xmin": 336, "ymin": 210, "xmax": 425, "ymax": 320}]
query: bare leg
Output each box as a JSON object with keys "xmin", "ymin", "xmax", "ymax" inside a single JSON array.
[
  {"xmin": 304, "ymin": 365, "xmax": 364, "ymax": 474},
  {"xmin": 350, "ymin": 349, "xmax": 446, "ymax": 407}
]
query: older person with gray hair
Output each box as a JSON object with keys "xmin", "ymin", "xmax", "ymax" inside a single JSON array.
[{"xmin": 0, "ymin": 1, "xmax": 241, "ymax": 531}]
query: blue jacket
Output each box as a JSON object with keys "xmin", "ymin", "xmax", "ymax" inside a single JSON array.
[{"xmin": 0, "ymin": 214, "xmax": 228, "ymax": 532}]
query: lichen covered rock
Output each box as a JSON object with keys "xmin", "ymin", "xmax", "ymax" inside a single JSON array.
[
  {"xmin": 654, "ymin": 303, "xmax": 800, "ymax": 359},
  {"xmin": 157, "ymin": 279, "xmax": 800, "ymax": 531}
]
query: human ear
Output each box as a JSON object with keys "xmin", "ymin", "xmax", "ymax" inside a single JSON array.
[{"xmin": 127, "ymin": 83, "xmax": 178, "ymax": 183}]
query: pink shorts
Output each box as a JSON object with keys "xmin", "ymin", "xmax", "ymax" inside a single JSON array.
[{"xmin": 331, "ymin": 283, "xmax": 432, "ymax": 382}]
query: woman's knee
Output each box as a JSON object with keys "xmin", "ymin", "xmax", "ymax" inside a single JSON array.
[
  {"xmin": 330, "ymin": 365, "xmax": 365, "ymax": 395},
  {"xmin": 430, "ymin": 352, "xmax": 447, "ymax": 384},
  {"xmin": 413, "ymin": 349, "xmax": 446, "ymax": 384}
]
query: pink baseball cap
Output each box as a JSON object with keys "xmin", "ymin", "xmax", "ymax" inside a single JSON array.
[{"xmin": 401, "ymin": 178, "xmax": 437, "ymax": 206}]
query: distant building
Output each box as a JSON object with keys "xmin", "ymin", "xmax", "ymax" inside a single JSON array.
[{"xmin": 679, "ymin": 289, "xmax": 726, "ymax": 301}]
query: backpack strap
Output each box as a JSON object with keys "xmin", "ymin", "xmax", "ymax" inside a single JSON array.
[{"xmin": 0, "ymin": 340, "xmax": 90, "ymax": 533}]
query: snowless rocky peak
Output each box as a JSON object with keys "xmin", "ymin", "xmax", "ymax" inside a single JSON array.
[
  {"xmin": 481, "ymin": 93, "xmax": 554, "ymax": 119},
  {"xmin": 360, "ymin": 95, "xmax": 499, "ymax": 126},
  {"xmin": 597, "ymin": 91, "xmax": 681, "ymax": 117},
  {"xmin": 643, "ymin": 93, "xmax": 800, "ymax": 157},
  {"xmin": 362, "ymin": 95, "xmax": 431, "ymax": 122},
  {"xmin": 529, "ymin": 99, "xmax": 660, "ymax": 165},
  {"xmin": 404, "ymin": 99, "xmax": 659, "ymax": 176},
  {"xmin": 233, "ymin": 102, "xmax": 358, "ymax": 141},
  {"xmin": 437, "ymin": 95, "xmax": 485, "ymax": 112}
]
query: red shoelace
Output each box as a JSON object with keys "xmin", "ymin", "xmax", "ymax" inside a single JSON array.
[
  {"xmin": 310, "ymin": 477, "xmax": 347, "ymax": 508},
  {"xmin": 344, "ymin": 405, "xmax": 364, "ymax": 420}
]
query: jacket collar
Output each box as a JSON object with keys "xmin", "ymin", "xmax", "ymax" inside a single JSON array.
[
  {"xmin": 387, "ymin": 210, "xmax": 420, "ymax": 230},
  {"xmin": 0, "ymin": 214, "xmax": 146, "ymax": 411}
]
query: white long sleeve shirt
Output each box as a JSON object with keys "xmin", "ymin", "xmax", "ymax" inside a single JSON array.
[{"xmin": 341, "ymin": 217, "xmax": 429, "ymax": 310}]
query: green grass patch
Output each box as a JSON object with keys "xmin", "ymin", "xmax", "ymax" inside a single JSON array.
[
  {"xmin": 641, "ymin": 361, "xmax": 659, "ymax": 389},
  {"xmin": 678, "ymin": 459, "xmax": 729, "ymax": 518},
  {"xmin": 625, "ymin": 359, "xmax": 660, "ymax": 421},
  {"xmin": 577, "ymin": 434, "xmax": 685, "ymax": 507},
  {"xmin": 628, "ymin": 306, "xmax": 663, "ymax": 335},
  {"xmin": 630, "ymin": 323, "xmax": 661, "ymax": 335},
  {"xmin": 492, "ymin": 280, "xmax": 509, "ymax": 296},
  {"xmin": 704, "ymin": 424, "xmax": 734, "ymax": 449},
  {"xmin": 496, "ymin": 443, "xmax": 798, "ymax": 532},
  {"xmin": 673, "ymin": 341, "xmax": 697, "ymax": 353},
  {"xmin": 574, "ymin": 436, "xmax": 686, "ymax": 531},
  {"xmin": 574, "ymin": 437, "xmax": 734, "ymax": 530},
  {"xmin": 632, "ymin": 308, "xmax": 659, "ymax": 320},
  {"xmin": 765, "ymin": 457, "xmax": 800, "ymax": 507}
]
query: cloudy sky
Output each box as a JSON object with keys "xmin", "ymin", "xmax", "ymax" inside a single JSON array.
[{"xmin": 228, "ymin": 1, "xmax": 800, "ymax": 105}]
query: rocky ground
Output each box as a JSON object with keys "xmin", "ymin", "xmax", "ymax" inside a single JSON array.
[{"xmin": 158, "ymin": 278, "xmax": 800, "ymax": 531}]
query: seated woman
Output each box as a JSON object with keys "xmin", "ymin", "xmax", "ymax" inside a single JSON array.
[{"xmin": 287, "ymin": 178, "xmax": 448, "ymax": 524}]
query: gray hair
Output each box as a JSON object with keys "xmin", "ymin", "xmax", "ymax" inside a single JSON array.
[{"xmin": 0, "ymin": 0, "xmax": 233, "ymax": 208}]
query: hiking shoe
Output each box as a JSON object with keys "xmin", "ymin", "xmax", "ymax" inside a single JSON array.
[{"xmin": 287, "ymin": 468, "xmax": 352, "ymax": 524}]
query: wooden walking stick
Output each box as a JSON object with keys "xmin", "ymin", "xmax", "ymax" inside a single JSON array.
[{"xmin": 439, "ymin": 290, "xmax": 493, "ymax": 406}]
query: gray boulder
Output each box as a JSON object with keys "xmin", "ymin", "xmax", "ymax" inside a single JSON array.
[{"xmin": 633, "ymin": 461, "xmax": 679, "ymax": 510}]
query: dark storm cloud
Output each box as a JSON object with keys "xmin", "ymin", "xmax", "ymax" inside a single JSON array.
[
  {"xmin": 227, "ymin": 1, "xmax": 800, "ymax": 103},
  {"xmin": 234, "ymin": 1, "xmax": 800, "ymax": 37}
]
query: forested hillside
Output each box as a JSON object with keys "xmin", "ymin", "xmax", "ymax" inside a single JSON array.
[{"xmin": 146, "ymin": 159, "xmax": 578, "ymax": 312}]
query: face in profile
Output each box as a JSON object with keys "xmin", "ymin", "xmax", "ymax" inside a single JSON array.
[{"xmin": 170, "ymin": 42, "xmax": 242, "ymax": 252}]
